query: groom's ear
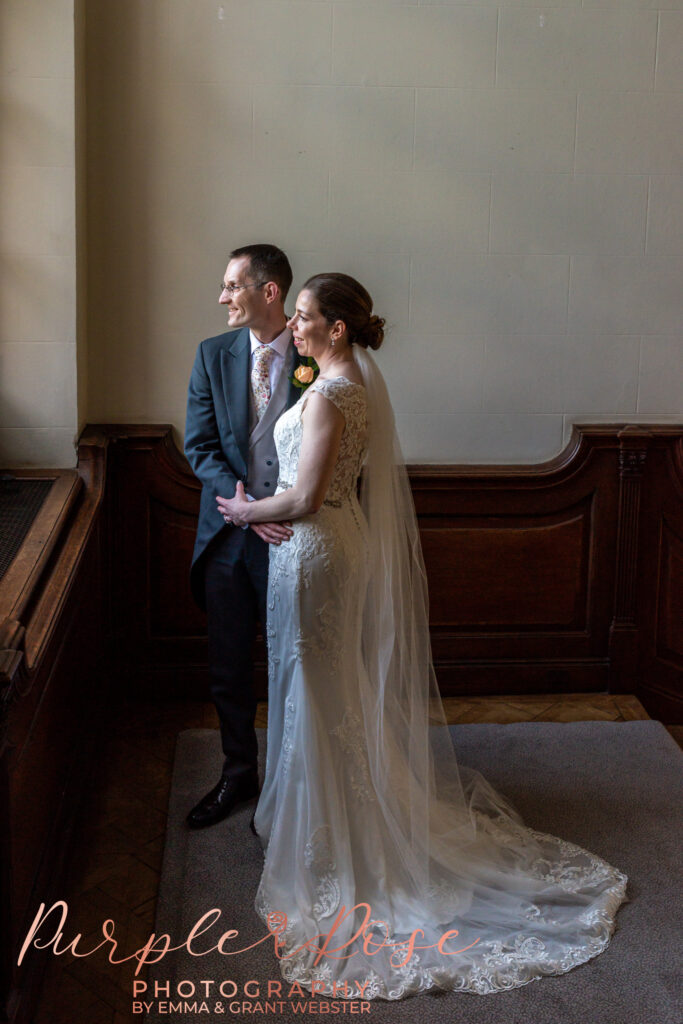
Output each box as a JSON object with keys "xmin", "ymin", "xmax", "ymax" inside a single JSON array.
[{"xmin": 263, "ymin": 280, "xmax": 281, "ymax": 305}]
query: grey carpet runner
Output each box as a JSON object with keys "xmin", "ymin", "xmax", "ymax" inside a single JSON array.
[{"xmin": 145, "ymin": 721, "xmax": 682, "ymax": 1024}]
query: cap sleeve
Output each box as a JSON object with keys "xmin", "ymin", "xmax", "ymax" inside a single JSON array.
[
  {"xmin": 301, "ymin": 378, "xmax": 367, "ymax": 427},
  {"xmin": 313, "ymin": 378, "xmax": 350, "ymax": 409},
  {"xmin": 309, "ymin": 378, "xmax": 351, "ymax": 414}
]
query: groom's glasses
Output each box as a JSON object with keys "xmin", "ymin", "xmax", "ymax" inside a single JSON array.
[{"xmin": 219, "ymin": 281, "xmax": 266, "ymax": 296}]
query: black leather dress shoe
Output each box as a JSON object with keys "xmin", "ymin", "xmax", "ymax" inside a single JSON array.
[{"xmin": 186, "ymin": 772, "xmax": 259, "ymax": 830}]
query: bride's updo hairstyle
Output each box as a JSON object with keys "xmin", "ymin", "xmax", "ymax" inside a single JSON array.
[{"xmin": 302, "ymin": 273, "xmax": 385, "ymax": 350}]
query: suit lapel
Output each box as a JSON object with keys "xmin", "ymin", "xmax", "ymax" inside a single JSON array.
[{"xmin": 221, "ymin": 328, "xmax": 250, "ymax": 473}]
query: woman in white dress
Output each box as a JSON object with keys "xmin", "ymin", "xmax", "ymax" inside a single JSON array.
[{"xmin": 217, "ymin": 273, "xmax": 628, "ymax": 1001}]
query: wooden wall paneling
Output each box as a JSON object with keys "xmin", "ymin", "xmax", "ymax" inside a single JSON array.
[
  {"xmin": 636, "ymin": 433, "xmax": 683, "ymax": 721},
  {"xmin": 412, "ymin": 430, "xmax": 621, "ymax": 695},
  {"xmin": 5, "ymin": 543, "xmax": 103, "ymax": 1024},
  {"xmin": 93, "ymin": 423, "xmax": 682, "ymax": 719},
  {"xmin": 101, "ymin": 427, "xmax": 209, "ymax": 697},
  {"xmin": 0, "ymin": 741, "xmax": 12, "ymax": 1022},
  {"xmin": 0, "ymin": 475, "xmax": 82, "ymax": 630},
  {"xmin": 7, "ymin": 540, "xmax": 100, "ymax": 936},
  {"xmin": 657, "ymin": 522, "xmax": 683, "ymax": 661},
  {"xmin": 0, "ymin": 437, "xmax": 108, "ymax": 1024},
  {"xmin": 608, "ymin": 428, "xmax": 650, "ymax": 694}
]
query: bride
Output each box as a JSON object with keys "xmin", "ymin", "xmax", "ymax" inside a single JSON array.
[{"xmin": 216, "ymin": 273, "xmax": 628, "ymax": 1001}]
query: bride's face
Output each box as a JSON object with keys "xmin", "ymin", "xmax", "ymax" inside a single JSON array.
[{"xmin": 287, "ymin": 290, "xmax": 339, "ymax": 359}]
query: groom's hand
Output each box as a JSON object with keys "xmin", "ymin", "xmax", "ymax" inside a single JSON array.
[{"xmin": 250, "ymin": 522, "xmax": 293, "ymax": 545}]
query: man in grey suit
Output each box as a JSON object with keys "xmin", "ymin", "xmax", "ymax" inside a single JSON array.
[{"xmin": 184, "ymin": 243, "xmax": 301, "ymax": 828}]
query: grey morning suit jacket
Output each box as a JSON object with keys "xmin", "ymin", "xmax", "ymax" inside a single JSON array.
[{"xmin": 184, "ymin": 326, "xmax": 301, "ymax": 608}]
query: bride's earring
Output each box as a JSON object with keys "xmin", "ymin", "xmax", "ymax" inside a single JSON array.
[{"xmin": 331, "ymin": 339, "xmax": 335, "ymax": 347}]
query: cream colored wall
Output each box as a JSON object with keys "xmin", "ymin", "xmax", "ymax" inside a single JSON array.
[
  {"xmin": 0, "ymin": 0, "xmax": 79, "ymax": 468},
  {"xmin": 75, "ymin": 0, "xmax": 88, "ymax": 432},
  {"xmin": 77, "ymin": 1, "xmax": 681, "ymax": 463}
]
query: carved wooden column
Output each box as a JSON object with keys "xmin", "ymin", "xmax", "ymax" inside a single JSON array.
[{"xmin": 608, "ymin": 427, "xmax": 651, "ymax": 692}]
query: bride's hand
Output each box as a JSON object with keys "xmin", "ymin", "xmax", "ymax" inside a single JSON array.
[
  {"xmin": 250, "ymin": 521, "xmax": 293, "ymax": 544},
  {"xmin": 216, "ymin": 481, "xmax": 250, "ymax": 526}
]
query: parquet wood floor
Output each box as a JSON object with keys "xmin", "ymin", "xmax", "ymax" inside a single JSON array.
[{"xmin": 31, "ymin": 693, "xmax": 673, "ymax": 1024}]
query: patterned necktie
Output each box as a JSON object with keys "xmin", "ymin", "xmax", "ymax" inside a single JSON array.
[{"xmin": 251, "ymin": 344, "xmax": 276, "ymax": 421}]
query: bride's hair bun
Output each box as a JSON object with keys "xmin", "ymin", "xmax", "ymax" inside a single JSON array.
[
  {"xmin": 302, "ymin": 273, "xmax": 386, "ymax": 351},
  {"xmin": 357, "ymin": 313, "xmax": 385, "ymax": 351}
]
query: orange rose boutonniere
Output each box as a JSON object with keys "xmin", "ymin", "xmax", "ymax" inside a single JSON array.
[{"xmin": 291, "ymin": 357, "xmax": 319, "ymax": 391}]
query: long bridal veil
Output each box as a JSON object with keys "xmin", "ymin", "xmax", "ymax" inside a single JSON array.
[
  {"xmin": 344, "ymin": 346, "xmax": 628, "ymax": 995},
  {"xmin": 355, "ymin": 345, "xmax": 487, "ymax": 897}
]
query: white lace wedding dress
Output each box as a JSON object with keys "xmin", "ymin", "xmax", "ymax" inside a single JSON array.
[{"xmin": 252, "ymin": 371, "xmax": 628, "ymax": 1001}]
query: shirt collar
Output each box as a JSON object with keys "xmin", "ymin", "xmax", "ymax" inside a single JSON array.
[{"xmin": 249, "ymin": 326, "xmax": 291, "ymax": 358}]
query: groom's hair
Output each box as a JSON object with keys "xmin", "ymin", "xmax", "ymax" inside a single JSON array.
[{"xmin": 229, "ymin": 244, "xmax": 293, "ymax": 302}]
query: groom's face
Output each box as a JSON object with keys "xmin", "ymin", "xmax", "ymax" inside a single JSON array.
[{"xmin": 219, "ymin": 256, "xmax": 268, "ymax": 330}]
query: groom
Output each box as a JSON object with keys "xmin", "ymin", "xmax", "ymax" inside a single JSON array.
[{"xmin": 184, "ymin": 243, "xmax": 300, "ymax": 828}]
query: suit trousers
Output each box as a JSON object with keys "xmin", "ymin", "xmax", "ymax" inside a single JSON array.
[{"xmin": 203, "ymin": 525, "xmax": 268, "ymax": 780}]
